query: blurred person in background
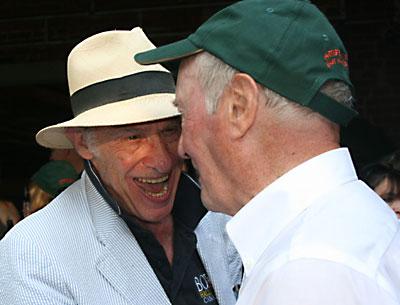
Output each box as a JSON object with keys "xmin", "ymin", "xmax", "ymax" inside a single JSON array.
[
  {"xmin": 0, "ymin": 200, "xmax": 20, "ymax": 239},
  {"xmin": 23, "ymin": 159, "xmax": 80, "ymax": 217},
  {"xmin": 360, "ymin": 154, "xmax": 400, "ymax": 218},
  {"xmin": 49, "ymin": 148, "xmax": 84, "ymax": 173},
  {"xmin": 381, "ymin": 149, "xmax": 400, "ymax": 171}
]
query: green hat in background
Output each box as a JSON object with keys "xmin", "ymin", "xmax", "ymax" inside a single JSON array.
[
  {"xmin": 135, "ymin": 0, "xmax": 358, "ymax": 126},
  {"xmin": 31, "ymin": 160, "xmax": 79, "ymax": 197}
]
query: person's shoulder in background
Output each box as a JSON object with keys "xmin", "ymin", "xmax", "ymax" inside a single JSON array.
[{"xmin": 0, "ymin": 200, "xmax": 20, "ymax": 239}]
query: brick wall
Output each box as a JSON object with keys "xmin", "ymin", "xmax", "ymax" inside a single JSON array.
[
  {"xmin": 339, "ymin": 0, "xmax": 399, "ymax": 149},
  {"xmin": 0, "ymin": 1, "xmax": 237, "ymax": 63},
  {"xmin": 0, "ymin": 0, "xmax": 398, "ymax": 193},
  {"xmin": 1, "ymin": 0, "xmax": 398, "ymax": 146}
]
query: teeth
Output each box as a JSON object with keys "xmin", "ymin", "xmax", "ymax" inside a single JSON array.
[
  {"xmin": 136, "ymin": 175, "xmax": 169, "ymax": 184},
  {"xmin": 144, "ymin": 185, "xmax": 168, "ymax": 197}
]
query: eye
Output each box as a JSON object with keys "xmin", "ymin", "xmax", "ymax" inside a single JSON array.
[
  {"xmin": 160, "ymin": 125, "xmax": 181, "ymax": 141},
  {"xmin": 162, "ymin": 127, "xmax": 179, "ymax": 136},
  {"xmin": 128, "ymin": 134, "xmax": 141, "ymax": 140}
]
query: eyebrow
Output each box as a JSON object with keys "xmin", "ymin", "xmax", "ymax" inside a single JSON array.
[
  {"xmin": 117, "ymin": 126, "xmax": 144, "ymax": 134},
  {"xmin": 122, "ymin": 121, "xmax": 180, "ymax": 133},
  {"xmin": 163, "ymin": 121, "xmax": 181, "ymax": 129}
]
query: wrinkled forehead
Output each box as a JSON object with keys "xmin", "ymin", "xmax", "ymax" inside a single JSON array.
[
  {"xmin": 176, "ymin": 58, "xmax": 204, "ymax": 103},
  {"xmin": 90, "ymin": 116, "xmax": 181, "ymax": 134}
]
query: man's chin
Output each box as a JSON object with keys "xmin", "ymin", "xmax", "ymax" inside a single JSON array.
[{"xmin": 201, "ymin": 193, "xmax": 236, "ymax": 216}]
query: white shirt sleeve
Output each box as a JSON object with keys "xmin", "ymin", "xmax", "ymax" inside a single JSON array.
[{"xmin": 237, "ymin": 258, "xmax": 398, "ymax": 305}]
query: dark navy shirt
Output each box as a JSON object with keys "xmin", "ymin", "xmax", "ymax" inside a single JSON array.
[
  {"xmin": 121, "ymin": 174, "xmax": 219, "ymax": 305},
  {"xmin": 85, "ymin": 161, "xmax": 219, "ymax": 305}
]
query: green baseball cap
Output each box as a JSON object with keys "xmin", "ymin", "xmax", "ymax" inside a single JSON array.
[
  {"xmin": 135, "ymin": 0, "xmax": 358, "ymax": 126},
  {"xmin": 31, "ymin": 160, "xmax": 79, "ymax": 197}
]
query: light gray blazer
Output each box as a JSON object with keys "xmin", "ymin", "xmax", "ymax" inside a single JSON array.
[{"xmin": 0, "ymin": 172, "xmax": 242, "ymax": 305}]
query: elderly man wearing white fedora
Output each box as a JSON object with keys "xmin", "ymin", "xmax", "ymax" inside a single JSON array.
[{"xmin": 0, "ymin": 28, "xmax": 241, "ymax": 305}]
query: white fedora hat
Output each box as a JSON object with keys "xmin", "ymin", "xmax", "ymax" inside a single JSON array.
[{"xmin": 36, "ymin": 27, "xmax": 179, "ymax": 149}]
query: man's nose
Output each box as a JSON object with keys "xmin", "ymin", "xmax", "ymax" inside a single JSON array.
[
  {"xmin": 178, "ymin": 135, "xmax": 189, "ymax": 159},
  {"xmin": 142, "ymin": 135, "xmax": 174, "ymax": 172}
]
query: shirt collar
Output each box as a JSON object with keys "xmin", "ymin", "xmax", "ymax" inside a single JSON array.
[
  {"xmin": 226, "ymin": 148, "xmax": 358, "ymax": 275},
  {"xmin": 84, "ymin": 160, "xmax": 122, "ymax": 214}
]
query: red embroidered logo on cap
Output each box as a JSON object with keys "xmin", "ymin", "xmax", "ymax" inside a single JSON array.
[
  {"xmin": 324, "ymin": 49, "xmax": 348, "ymax": 69},
  {"xmin": 58, "ymin": 178, "xmax": 75, "ymax": 186}
]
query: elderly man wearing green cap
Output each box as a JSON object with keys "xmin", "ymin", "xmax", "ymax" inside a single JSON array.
[
  {"xmin": 0, "ymin": 28, "xmax": 242, "ymax": 305},
  {"xmin": 136, "ymin": 0, "xmax": 400, "ymax": 304},
  {"xmin": 23, "ymin": 160, "xmax": 80, "ymax": 217}
]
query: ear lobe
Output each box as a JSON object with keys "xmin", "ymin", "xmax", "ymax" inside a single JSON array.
[
  {"xmin": 64, "ymin": 128, "xmax": 93, "ymax": 160},
  {"xmin": 225, "ymin": 73, "xmax": 259, "ymax": 139}
]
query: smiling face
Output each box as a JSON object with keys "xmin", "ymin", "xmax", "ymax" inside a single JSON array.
[{"xmin": 83, "ymin": 117, "xmax": 183, "ymax": 226}]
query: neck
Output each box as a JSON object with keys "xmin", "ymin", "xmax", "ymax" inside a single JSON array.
[
  {"xmin": 139, "ymin": 215, "xmax": 175, "ymax": 265},
  {"xmin": 234, "ymin": 123, "xmax": 340, "ymax": 211},
  {"xmin": 84, "ymin": 162, "xmax": 176, "ymax": 264}
]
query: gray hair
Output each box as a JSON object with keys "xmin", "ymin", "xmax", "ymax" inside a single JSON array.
[
  {"xmin": 194, "ymin": 52, "xmax": 354, "ymax": 121},
  {"xmin": 82, "ymin": 127, "xmax": 100, "ymax": 157}
]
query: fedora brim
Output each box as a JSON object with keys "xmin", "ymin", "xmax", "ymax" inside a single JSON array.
[{"xmin": 36, "ymin": 93, "xmax": 179, "ymax": 149}]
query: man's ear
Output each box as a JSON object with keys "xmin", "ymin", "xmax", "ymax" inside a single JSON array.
[
  {"xmin": 64, "ymin": 128, "xmax": 93, "ymax": 160},
  {"xmin": 221, "ymin": 73, "xmax": 259, "ymax": 139}
]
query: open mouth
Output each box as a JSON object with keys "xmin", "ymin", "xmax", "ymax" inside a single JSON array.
[{"xmin": 134, "ymin": 175, "xmax": 170, "ymax": 199}]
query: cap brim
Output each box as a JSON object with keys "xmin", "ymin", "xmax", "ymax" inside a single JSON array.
[{"xmin": 135, "ymin": 38, "xmax": 203, "ymax": 65}]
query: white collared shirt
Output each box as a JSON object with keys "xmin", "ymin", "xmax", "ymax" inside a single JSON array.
[{"xmin": 227, "ymin": 148, "xmax": 400, "ymax": 305}]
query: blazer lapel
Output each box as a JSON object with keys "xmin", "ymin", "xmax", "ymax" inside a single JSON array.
[
  {"xmin": 83, "ymin": 172, "xmax": 171, "ymax": 305},
  {"xmin": 95, "ymin": 228, "xmax": 171, "ymax": 305},
  {"xmin": 195, "ymin": 212, "xmax": 242, "ymax": 305}
]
